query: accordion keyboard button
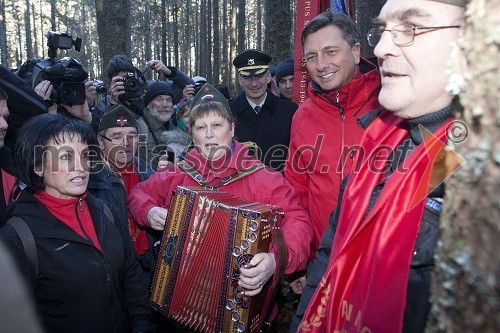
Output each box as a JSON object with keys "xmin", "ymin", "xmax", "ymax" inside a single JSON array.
[
  {"xmin": 226, "ymin": 299, "xmax": 235, "ymax": 310},
  {"xmin": 240, "ymin": 240, "xmax": 249, "ymax": 250},
  {"xmin": 232, "ymin": 246, "xmax": 242, "ymax": 257},
  {"xmin": 237, "ymin": 321, "xmax": 246, "ymax": 332},
  {"xmin": 232, "ymin": 311, "xmax": 241, "ymax": 322}
]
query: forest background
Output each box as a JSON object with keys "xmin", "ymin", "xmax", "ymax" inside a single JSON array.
[
  {"xmin": 0, "ymin": 0, "xmax": 498, "ymax": 331},
  {"xmin": 0, "ymin": 0, "xmax": 385, "ymax": 96}
]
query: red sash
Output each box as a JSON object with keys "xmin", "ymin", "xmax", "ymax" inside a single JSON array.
[{"xmin": 299, "ymin": 112, "xmax": 452, "ymax": 332}]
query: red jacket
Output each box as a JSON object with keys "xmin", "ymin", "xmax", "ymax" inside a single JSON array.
[
  {"xmin": 284, "ymin": 58, "xmax": 381, "ymax": 260},
  {"xmin": 127, "ymin": 141, "xmax": 313, "ymax": 275}
]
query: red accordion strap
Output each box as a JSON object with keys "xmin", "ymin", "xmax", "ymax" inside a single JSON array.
[
  {"xmin": 178, "ymin": 160, "xmax": 266, "ymax": 188},
  {"xmin": 259, "ymin": 227, "xmax": 288, "ymax": 332}
]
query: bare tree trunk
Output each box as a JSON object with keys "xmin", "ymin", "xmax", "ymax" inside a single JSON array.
[
  {"xmin": 95, "ymin": 0, "xmax": 131, "ymax": 82},
  {"xmin": 236, "ymin": 0, "xmax": 245, "ymax": 54},
  {"xmin": 264, "ymin": 0, "xmax": 292, "ymax": 63},
  {"xmin": 50, "ymin": 0, "xmax": 56, "ymax": 31},
  {"xmin": 31, "ymin": 2, "xmax": 38, "ymax": 57},
  {"xmin": 172, "ymin": 2, "xmax": 179, "ymax": 68},
  {"xmin": 428, "ymin": 0, "xmax": 500, "ymax": 332},
  {"xmin": 256, "ymin": 0, "xmax": 262, "ymax": 50},
  {"xmin": 212, "ymin": 0, "xmax": 220, "ymax": 83},
  {"xmin": 0, "ymin": 0, "xmax": 8, "ymax": 65}
]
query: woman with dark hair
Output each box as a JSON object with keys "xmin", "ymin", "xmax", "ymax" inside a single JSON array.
[
  {"xmin": 127, "ymin": 84, "xmax": 313, "ymax": 330},
  {"xmin": 0, "ymin": 114, "xmax": 154, "ymax": 333}
]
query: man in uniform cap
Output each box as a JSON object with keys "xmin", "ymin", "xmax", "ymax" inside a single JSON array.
[
  {"xmin": 230, "ymin": 49, "xmax": 298, "ymax": 171},
  {"xmin": 292, "ymin": 0, "xmax": 466, "ymax": 332},
  {"xmin": 89, "ymin": 104, "xmax": 157, "ymax": 278}
]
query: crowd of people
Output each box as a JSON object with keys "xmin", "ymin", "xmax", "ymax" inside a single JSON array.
[{"xmin": 0, "ymin": 0, "xmax": 467, "ymax": 332}]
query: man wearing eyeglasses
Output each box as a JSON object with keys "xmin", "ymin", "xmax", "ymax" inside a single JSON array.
[
  {"xmin": 89, "ymin": 105, "xmax": 158, "ymax": 278},
  {"xmin": 291, "ymin": 1, "xmax": 465, "ymax": 333}
]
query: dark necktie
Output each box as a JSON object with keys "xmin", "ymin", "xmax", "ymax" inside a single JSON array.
[{"xmin": 254, "ymin": 106, "xmax": 261, "ymax": 114}]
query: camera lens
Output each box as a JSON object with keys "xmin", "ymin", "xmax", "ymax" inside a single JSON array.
[
  {"xmin": 63, "ymin": 88, "xmax": 77, "ymax": 100},
  {"xmin": 122, "ymin": 74, "xmax": 140, "ymax": 93},
  {"xmin": 95, "ymin": 83, "xmax": 107, "ymax": 94}
]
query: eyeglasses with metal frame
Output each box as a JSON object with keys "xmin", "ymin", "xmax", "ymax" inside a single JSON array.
[
  {"xmin": 99, "ymin": 134, "xmax": 138, "ymax": 145},
  {"xmin": 366, "ymin": 24, "xmax": 460, "ymax": 47}
]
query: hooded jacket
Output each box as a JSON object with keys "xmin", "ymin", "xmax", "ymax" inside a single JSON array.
[
  {"xmin": 284, "ymin": 58, "xmax": 381, "ymax": 259},
  {"xmin": 0, "ymin": 191, "xmax": 155, "ymax": 333}
]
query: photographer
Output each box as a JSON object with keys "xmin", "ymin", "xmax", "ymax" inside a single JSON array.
[
  {"xmin": 105, "ymin": 55, "xmax": 194, "ymax": 113},
  {"xmin": 34, "ymin": 79, "xmax": 100, "ymax": 132}
]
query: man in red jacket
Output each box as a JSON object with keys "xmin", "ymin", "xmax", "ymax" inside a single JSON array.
[{"xmin": 284, "ymin": 11, "xmax": 381, "ymax": 273}]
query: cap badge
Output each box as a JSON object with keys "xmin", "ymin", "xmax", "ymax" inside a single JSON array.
[
  {"xmin": 117, "ymin": 115, "xmax": 128, "ymax": 127},
  {"xmin": 248, "ymin": 59, "xmax": 255, "ymax": 65}
]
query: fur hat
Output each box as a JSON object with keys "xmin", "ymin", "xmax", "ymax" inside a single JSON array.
[
  {"xmin": 98, "ymin": 105, "xmax": 138, "ymax": 132},
  {"xmin": 144, "ymin": 80, "xmax": 174, "ymax": 106}
]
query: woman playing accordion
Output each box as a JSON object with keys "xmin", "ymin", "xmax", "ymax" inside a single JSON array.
[{"xmin": 127, "ymin": 84, "xmax": 313, "ymax": 332}]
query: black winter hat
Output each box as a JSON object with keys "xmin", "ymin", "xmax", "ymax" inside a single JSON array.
[
  {"xmin": 144, "ymin": 80, "xmax": 174, "ymax": 106},
  {"xmin": 275, "ymin": 58, "xmax": 294, "ymax": 84},
  {"xmin": 98, "ymin": 105, "xmax": 138, "ymax": 132}
]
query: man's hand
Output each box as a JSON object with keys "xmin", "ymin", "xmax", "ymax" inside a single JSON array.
[
  {"xmin": 146, "ymin": 206, "xmax": 168, "ymax": 230},
  {"xmin": 238, "ymin": 252, "xmax": 276, "ymax": 297},
  {"xmin": 85, "ymin": 81, "xmax": 98, "ymax": 105},
  {"xmin": 110, "ymin": 75, "xmax": 126, "ymax": 104},
  {"xmin": 289, "ymin": 275, "xmax": 307, "ymax": 294},
  {"xmin": 147, "ymin": 60, "xmax": 171, "ymax": 76},
  {"xmin": 182, "ymin": 84, "xmax": 196, "ymax": 99},
  {"xmin": 34, "ymin": 80, "xmax": 57, "ymax": 113},
  {"xmin": 60, "ymin": 101, "xmax": 92, "ymax": 124}
]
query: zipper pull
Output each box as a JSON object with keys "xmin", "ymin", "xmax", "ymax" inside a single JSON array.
[
  {"xmin": 78, "ymin": 196, "xmax": 83, "ymax": 211},
  {"xmin": 336, "ymin": 91, "xmax": 340, "ymax": 104}
]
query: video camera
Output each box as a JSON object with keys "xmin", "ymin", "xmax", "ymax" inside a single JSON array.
[{"xmin": 16, "ymin": 31, "xmax": 88, "ymax": 105}]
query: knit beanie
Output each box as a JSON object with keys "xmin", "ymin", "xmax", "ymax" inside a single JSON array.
[
  {"xmin": 275, "ymin": 59, "xmax": 294, "ymax": 84},
  {"xmin": 98, "ymin": 105, "xmax": 138, "ymax": 132},
  {"xmin": 144, "ymin": 80, "xmax": 174, "ymax": 106}
]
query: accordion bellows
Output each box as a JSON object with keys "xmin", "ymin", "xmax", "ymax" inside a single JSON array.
[{"xmin": 151, "ymin": 186, "xmax": 284, "ymax": 333}]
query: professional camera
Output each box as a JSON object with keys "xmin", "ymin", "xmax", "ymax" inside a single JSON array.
[
  {"xmin": 119, "ymin": 72, "xmax": 146, "ymax": 101},
  {"xmin": 16, "ymin": 31, "xmax": 88, "ymax": 105}
]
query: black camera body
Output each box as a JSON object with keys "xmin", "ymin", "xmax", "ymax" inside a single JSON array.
[
  {"xmin": 16, "ymin": 31, "xmax": 88, "ymax": 105},
  {"xmin": 119, "ymin": 72, "xmax": 146, "ymax": 101},
  {"xmin": 93, "ymin": 81, "xmax": 107, "ymax": 94}
]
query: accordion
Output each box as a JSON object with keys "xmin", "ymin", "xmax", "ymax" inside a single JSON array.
[{"xmin": 150, "ymin": 186, "xmax": 286, "ymax": 333}]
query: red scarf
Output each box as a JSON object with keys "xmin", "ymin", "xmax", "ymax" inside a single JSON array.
[
  {"xmin": 34, "ymin": 191, "xmax": 102, "ymax": 251},
  {"xmin": 299, "ymin": 112, "xmax": 452, "ymax": 333},
  {"xmin": 112, "ymin": 161, "xmax": 150, "ymax": 255}
]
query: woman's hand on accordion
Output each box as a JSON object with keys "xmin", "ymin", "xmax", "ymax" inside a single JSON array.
[
  {"xmin": 146, "ymin": 206, "xmax": 168, "ymax": 231},
  {"xmin": 238, "ymin": 253, "xmax": 276, "ymax": 296}
]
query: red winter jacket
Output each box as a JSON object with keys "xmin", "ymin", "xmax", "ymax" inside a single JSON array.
[
  {"xmin": 127, "ymin": 141, "xmax": 313, "ymax": 275},
  {"xmin": 284, "ymin": 58, "xmax": 381, "ymax": 260}
]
